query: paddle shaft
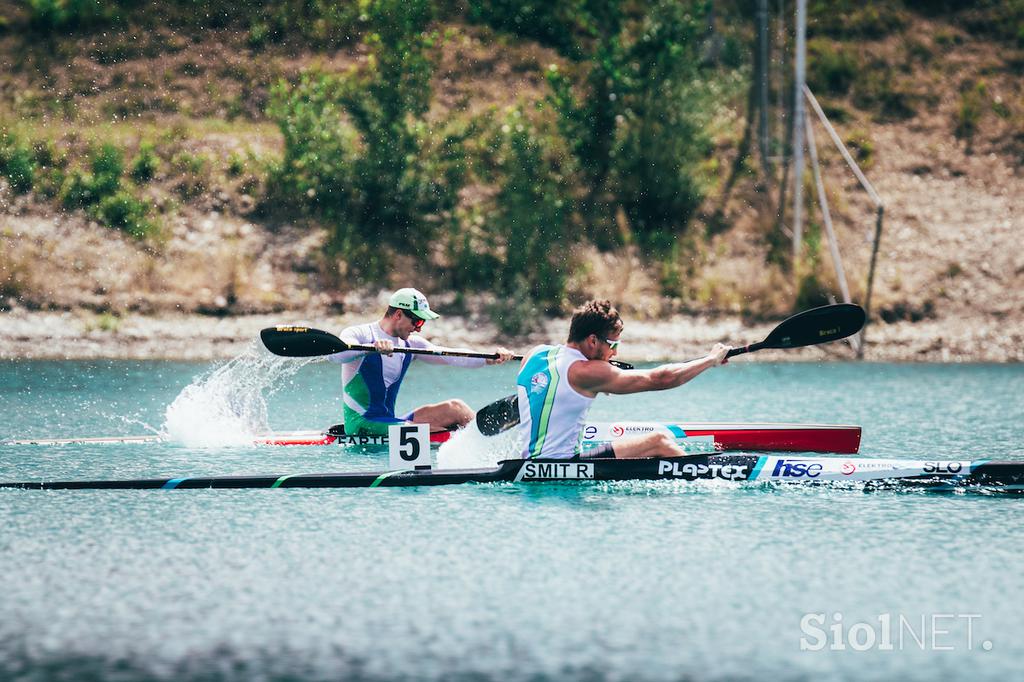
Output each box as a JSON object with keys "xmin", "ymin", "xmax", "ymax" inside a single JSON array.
[
  {"xmin": 346, "ymin": 343, "xmax": 523, "ymax": 362},
  {"xmin": 342, "ymin": 344, "xmax": 631, "ymax": 368},
  {"xmin": 725, "ymin": 342, "xmax": 764, "ymax": 359}
]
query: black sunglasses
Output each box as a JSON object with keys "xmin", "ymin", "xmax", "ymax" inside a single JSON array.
[{"xmin": 401, "ymin": 308, "xmax": 425, "ymax": 330}]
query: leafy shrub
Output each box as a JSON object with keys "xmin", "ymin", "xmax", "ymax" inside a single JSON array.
[
  {"xmin": 853, "ymin": 68, "xmax": 917, "ymax": 120},
  {"xmin": 843, "ymin": 131, "xmax": 875, "ymax": 168},
  {"xmin": 28, "ymin": 0, "xmax": 120, "ymax": 32},
  {"xmin": 546, "ymin": 1, "xmax": 717, "ymax": 251},
  {"xmin": 955, "ymin": 80, "xmax": 987, "ymax": 140},
  {"xmin": 60, "ymin": 142, "xmax": 124, "ymax": 207},
  {"xmin": 614, "ymin": 0, "xmax": 712, "ymax": 250},
  {"xmin": 170, "ymin": 151, "xmax": 209, "ymax": 198},
  {"xmin": 269, "ymin": 0, "xmax": 459, "ymax": 274},
  {"xmin": 90, "ymin": 143, "xmax": 123, "ymax": 197},
  {"xmin": 247, "ymin": 21, "xmax": 271, "ymax": 49},
  {"xmin": 252, "ymin": 0, "xmax": 361, "ymax": 48},
  {"xmin": 467, "ymin": 0, "xmax": 586, "ymax": 56},
  {"xmin": 226, "ymin": 152, "xmax": 245, "ymax": 177},
  {"xmin": 35, "ymin": 167, "xmax": 66, "ymax": 198},
  {"xmin": 130, "ymin": 142, "xmax": 159, "ymax": 183},
  {"xmin": 61, "ymin": 169, "xmax": 100, "ymax": 207},
  {"xmin": 0, "ymin": 134, "xmax": 36, "ymax": 194},
  {"xmin": 807, "ymin": 1, "xmax": 906, "ymax": 39},
  {"xmin": 92, "ymin": 190, "xmax": 156, "ymax": 239},
  {"xmin": 267, "ymin": 71, "xmax": 360, "ymax": 215},
  {"xmin": 490, "ymin": 112, "xmax": 572, "ymax": 309},
  {"xmin": 807, "ymin": 39, "xmax": 858, "ymax": 95}
]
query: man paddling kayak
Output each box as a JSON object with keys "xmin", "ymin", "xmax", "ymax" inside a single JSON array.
[
  {"xmin": 516, "ymin": 299, "xmax": 730, "ymax": 459},
  {"xmin": 329, "ymin": 288, "xmax": 514, "ymax": 435}
]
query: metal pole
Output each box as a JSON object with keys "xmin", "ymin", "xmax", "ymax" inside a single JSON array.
[
  {"xmin": 862, "ymin": 206, "xmax": 885, "ymax": 359},
  {"xmin": 805, "ymin": 109, "xmax": 861, "ymax": 354},
  {"xmin": 776, "ymin": 0, "xmax": 785, "ymax": 166},
  {"xmin": 758, "ymin": 0, "xmax": 770, "ymax": 173},
  {"xmin": 792, "ymin": 0, "xmax": 806, "ymax": 266}
]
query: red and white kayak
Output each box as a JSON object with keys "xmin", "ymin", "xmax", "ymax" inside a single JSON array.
[
  {"xmin": 259, "ymin": 422, "xmax": 861, "ymax": 454},
  {"xmin": 6, "ymin": 422, "xmax": 861, "ymax": 454},
  {"xmin": 580, "ymin": 422, "xmax": 861, "ymax": 454}
]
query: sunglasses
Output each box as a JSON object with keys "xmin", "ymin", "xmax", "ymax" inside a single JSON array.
[
  {"xmin": 401, "ymin": 308, "xmax": 425, "ymax": 330},
  {"xmin": 601, "ymin": 336, "xmax": 620, "ymax": 350}
]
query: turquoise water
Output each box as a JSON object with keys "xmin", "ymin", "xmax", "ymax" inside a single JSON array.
[{"xmin": 1, "ymin": 358, "xmax": 1022, "ymax": 681}]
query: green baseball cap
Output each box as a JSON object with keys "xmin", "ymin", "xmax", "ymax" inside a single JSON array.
[{"xmin": 389, "ymin": 287, "xmax": 441, "ymax": 320}]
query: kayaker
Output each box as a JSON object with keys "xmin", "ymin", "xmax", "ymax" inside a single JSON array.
[
  {"xmin": 329, "ymin": 288, "xmax": 514, "ymax": 435},
  {"xmin": 515, "ymin": 299, "xmax": 730, "ymax": 459}
]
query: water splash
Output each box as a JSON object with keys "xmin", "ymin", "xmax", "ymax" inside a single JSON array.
[
  {"xmin": 163, "ymin": 342, "xmax": 315, "ymax": 447},
  {"xmin": 436, "ymin": 420, "xmax": 524, "ymax": 469}
]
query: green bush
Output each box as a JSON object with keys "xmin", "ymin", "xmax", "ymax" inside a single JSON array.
[
  {"xmin": 226, "ymin": 152, "xmax": 246, "ymax": 177},
  {"xmin": 807, "ymin": 39, "xmax": 858, "ymax": 95},
  {"xmin": 61, "ymin": 169, "xmax": 99, "ymax": 207},
  {"xmin": 844, "ymin": 131, "xmax": 875, "ymax": 167},
  {"xmin": 90, "ymin": 143, "xmax": 123, "ymax": 197},
  {"xmin": 92, "ymin": 190, "xmax": 156, "ymax": 239},
  {"xmin": 467, "ymin": 0, "xmax": 587, "ymax": 56},
  {"xmin": 853, "ymin": 67, "xmax": 917, "ymax": 120},
  {"xmin": 130, "ymin": 142, "xmax": 159, "ymax": 183},
  {"xmin": 267, "ymin": 71, "xmax": 360, "ymax": 215},
  {"xmin": 35, "ymin": 167, "xmax": 66, "ymax": 198},
  {"xmin": 60, "ymin": 142, "xmax": 124, "ymax": 207},
  {"xmin": 956, "ymin": 0, "xmax": 1024, "ymax": 46},
  {"xmin": 252, "ymin": 0, "xmax": 361, "ymax": 48},
  {"xmin": 247, "ymin": 21, "xmax": 271, "ymax": 49},
  {"xmin": 170, "ymin": 151, "xmax": 209, "ymax": 198},
  {"xmin": 28, "ymin": 0, "xmax": 120, "ymax": 32},
  {"xmin": 269, "ymin": 0, "xmax": 459, "ymax": 274},
  {"xmin": 32, "ymin": 139, "xmax": 65, "ymax": 169},
  {"xmin": 490, "ymin": 111, "xmax": 572, "ymax": 310},
  {"xmin": 614, "ymin": 0, "xmax": 712, "ymax": 249},
  {"xmin": 0, "ymin": 134, "xmax": 36, "ymax": 194},
  {"xmin": 955, "ymin": 81, "xmax": 987, "ymax": 140},
  {"xmin": 545, "ymin": 0, "xmax": 717, "ymax": 251},
  {"xmin": 808, "ymin": 1, "xmax": 906, "ymax": 39}
]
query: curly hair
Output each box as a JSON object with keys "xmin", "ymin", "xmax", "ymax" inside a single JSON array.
[{"xmin": 568, "ymin": 299, "xmax": 623, "ymax": 342}]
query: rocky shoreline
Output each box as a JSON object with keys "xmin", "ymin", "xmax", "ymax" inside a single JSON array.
[{"xmin": 1, "ymin": 308, "xmax": 1020, "ymax": 363}]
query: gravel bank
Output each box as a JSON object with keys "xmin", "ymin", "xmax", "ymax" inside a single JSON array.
[{"xmin": 2, "ymin": 309, "xmax": 1020, "ymax": 363}]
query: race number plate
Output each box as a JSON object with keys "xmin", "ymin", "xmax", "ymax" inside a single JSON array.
[{"xmin": 388, "ymin": 423, "xmax": 432, "ymax": 470}]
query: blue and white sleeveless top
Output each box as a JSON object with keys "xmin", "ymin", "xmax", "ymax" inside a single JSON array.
[{"xmin": 516, "ymin": 345, "xmax": 594, "ymax": 459}]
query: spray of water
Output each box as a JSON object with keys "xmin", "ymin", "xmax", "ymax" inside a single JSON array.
[
  {"xmin": 436, "ymin": 420, "xmax": 524, "ymax": 469},
  {"xmin": 163, "ymin": 341, "xmax": 316, "ymax": 447}
]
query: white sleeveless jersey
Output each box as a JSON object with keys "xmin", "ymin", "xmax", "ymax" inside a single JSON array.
[{"xmin": 515, "ymin": 345, "xmax": 594, "ymax": 459}]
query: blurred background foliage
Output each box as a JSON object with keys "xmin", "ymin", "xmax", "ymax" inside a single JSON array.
[{"xmin": 2, "ymin": 0, "xmax": 1022, "ymax": 316}]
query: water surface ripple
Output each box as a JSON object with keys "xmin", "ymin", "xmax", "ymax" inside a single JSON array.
[{"xmin": 1, "ymin": 360, "xmax": 1022, "ymax": 681}]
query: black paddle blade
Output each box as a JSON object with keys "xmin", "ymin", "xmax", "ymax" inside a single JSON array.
[
  {"xmin": 475, "ymin": 394, "xmax": 519, "ymax": 436},
  {"xmin": 260, "ymin": 326, "xmax": 349, "ymax": 357},
  {"xmin": 762, "ymin": 303, "xmax": 866, "ymax": 350}
]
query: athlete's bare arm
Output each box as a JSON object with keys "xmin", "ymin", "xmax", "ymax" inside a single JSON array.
[{"xmin": 569, "ymin": 343, "xmax": 731, "ymax": 397}]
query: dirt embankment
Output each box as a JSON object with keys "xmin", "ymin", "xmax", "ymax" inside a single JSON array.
[{"xmin": 1, "ymin": 12, "xmax": 1022, "ymax": 362}]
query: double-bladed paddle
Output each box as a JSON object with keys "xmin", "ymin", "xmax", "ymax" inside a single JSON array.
[
  {"xmin": 475, "ymin": 303, "xmax": 866, "ymax": 436},
  {"xmin": 261, "ymin": 326, "xmax": 521, "ymax": 362},
  {"xmin": 260, "ymin": 325, "xmax": 635, "ymax": 368}
]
